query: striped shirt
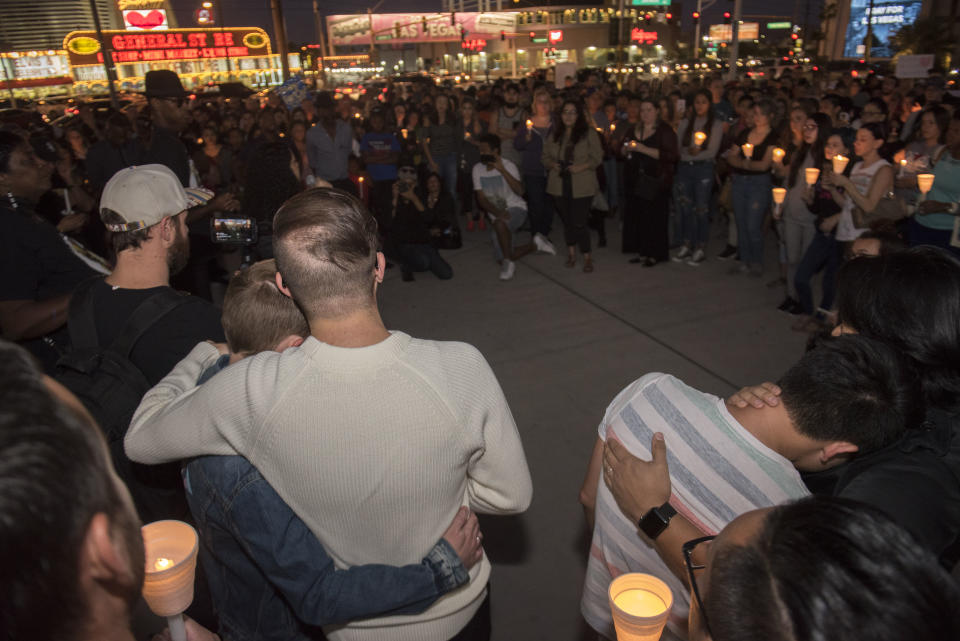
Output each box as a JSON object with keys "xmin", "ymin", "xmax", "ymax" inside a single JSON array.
[{"xmin": 581, "ymin": 373, "xmax": 810, "ymax": 640}]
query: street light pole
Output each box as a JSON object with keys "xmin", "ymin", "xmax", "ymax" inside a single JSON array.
[
  {"xmin": 271, "ymin": 0, "xmax": 291, "ymax": 81},
  {"xmin": 88, "ymin": 0, "xmax": 119, "ymax": 108},
  {"xmin": 727, "ymin": 0, "xmax": 743, "ymax": 79},
  {"xmin": 214, "ymin": 0, "xmax": 232, "ymax": 78},
  {"xmin": 693, "ymin": 0, "xmax": 702, "ymax": 60}
]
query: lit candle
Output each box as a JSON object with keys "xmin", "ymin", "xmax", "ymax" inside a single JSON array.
[
  {"xmin": 142, "ymin": 521, "xmax": 199, "ymax": 641},
  {"xmin": 805, "ymin": 167, "xmax": 820, "ymax": 185},
  {"xmin": 358, "ymin": 176, "xmax": 365, "ymax": 200},
  {"xmin": 741, "ymin": 142, "xmax": 754, "ymax": 159},
  {"xmin": 772, "ymin": 187, "xmax": 787, "ymax": 205},
  {"xmin": 464, "ymin": 131, "xmax": 471, "ymax": 140},
  {"xmin": 613, "ymin": 588, "xmax": 667, "ymax": 617},
  {"xmin": 772, "ymin": 147, "xmax": 785, "ymax": 163},
  {"xmin": 596, "ymin": 127, "xmax": 603, "ymax": 134},
  {"xmin": 610, "ymin": 123, "xmax": 616, "ymax": 133},
  {"xmin": 526, "ymin": 119, "xmax": 533, "ymax": 130},
  {"xmin": 401, "ymin": 128, "xmax": 408, "ymax": 139},
  {"xmin": 155, "ymin": 557, "xmax": 174, "ymax": 571},
  {"xmin": 899, "ymin": 157, "xmax": 908, "ymax": 177},
  {"xmin": 832, "ymin": 155, "xmax": 849, "ymax": 174},
  {"xmin": 354, "ymin": 112, "xmax": 361, "ymax": 119},
  {"xmin": 917, "ymin": 173, "xmax": 934, "ymax": 195},
  {"xmin": 693, "ymin": 131, "xmax": 706, "ymax": 147}
]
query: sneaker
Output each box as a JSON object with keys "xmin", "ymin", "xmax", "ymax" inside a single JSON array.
[
  {"xmin": 533, "ymin": 233, "xmax": 557, "ymax": 255},
  {"xmin": 671, "ymin": 246, "xmax": 692, "ymax": 262},
  {"xmin": 686, "ymin": 249, "xmax": 705, "ymax": 266},
  {"xmin": 499, "ymin": 260, "xmax": 516, "ymax": 281},
  {"xmin": 728, "ymin": 263, "xmax": 749, "ymax": 275},
  {"xmin": 717, "ymin": 244, "xmax": 738, "ymax": 261}
]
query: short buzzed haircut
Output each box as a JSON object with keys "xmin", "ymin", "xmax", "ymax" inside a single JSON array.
[
  {"xmin": 273, "ymin": 188, "xmax": 379, "ymax": 320},
  {"xmin": 778, "ymin": 334, "xmax": 923, "ymax": 452},
  {"xmin": 221, "ymin": 259, "xmax": 309, "ymax": 354}
]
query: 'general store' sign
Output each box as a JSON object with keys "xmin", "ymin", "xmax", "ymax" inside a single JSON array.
[{"xmin": 63, "ymin": 28, "xmax": 271, "ymax": 66}]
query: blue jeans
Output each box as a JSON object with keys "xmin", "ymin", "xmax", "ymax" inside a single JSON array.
[
  {"xmin": 399, "ymin": 243, "xmax": 453, "ymax": 279},
  {"xmin": 731, "ymin": 173, "xmax": 772, "ymax": 268},
  {"xmin": 794, "ymin": 230, "xmax": 840, "ymax": 315},
  {"xmin": 433, "ymin": 153, "xmax": 459, "ymax": 208},
  {"xmin": 674, "ymin": 161, "xmax": 715, "ymax": 248},
  {"xmin": 523, "ymin": 173, "xmax": 553, "ymax": 238}
]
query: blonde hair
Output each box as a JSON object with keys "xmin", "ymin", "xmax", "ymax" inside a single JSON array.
[{"xmin": 221, "ymin": 259, "xmax": 309, "ymax": 354}]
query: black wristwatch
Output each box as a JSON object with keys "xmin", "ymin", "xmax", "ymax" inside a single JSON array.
[{"xmin": 639, "ymin": 501, "xmax": 676, "ymax": 540}]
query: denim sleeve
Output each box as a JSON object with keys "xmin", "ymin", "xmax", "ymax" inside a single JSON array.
[{"xmin": 226, "ymin": 478, "xmax": 470, "ymax": 626}]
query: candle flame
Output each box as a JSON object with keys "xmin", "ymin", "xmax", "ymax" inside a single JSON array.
[
  {"xmin": 154, "ymin": 557, "xmax": 173, "ymax": 571},
  {"xmin": 526, "ymin": 119, "xmax": 533, "ymax": 128},
  {"xmin": 694, "ymin": 131, "xmax": 706, "ymax": 145}
]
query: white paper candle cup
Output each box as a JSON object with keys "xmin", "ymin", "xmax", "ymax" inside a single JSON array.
[
  {"xmin": 772, "ymin": 187, "xmax": 787, "ymax": 205},
  {"xmin": 741, "ymin": 143, "xmax": 754, "ymax": 159},
  {"xmin": 805, "ymin": 167, "xmax": 820, "ymax": 185},
  {"xmin": 142, "ymin": 520, "xmax": 199, "ymax": 618},
  {"xmin": 832, "ymin": 155, "xmax": 849, "ymax": 174},
  {"xmin": 608, "ymin": 573, "xmax": 674, "ymax": 641},
  {"xmin": 917, "ymin": 173, "xmax": 935, "ymax": 194}
]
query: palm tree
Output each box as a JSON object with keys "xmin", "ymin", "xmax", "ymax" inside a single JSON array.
[{"xmin": 890, "ymin": 17, "xmax": 954, "ymax": 70}]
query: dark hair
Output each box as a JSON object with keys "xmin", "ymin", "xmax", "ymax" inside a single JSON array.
[
  {"xmin": 753, "ymin": 98, "xmax": 776, "ymax": 124},
  {"xmin": 856, "ymin": 225, "xmax": 907, "ymax": 254},
  {"xmin": 917, "ymin": 105, "xmax": 950, "ymax": 144},
  {"xmin": 0, "ymin": 340, "xmax": 131, "ymax": 641},
  {"xmin": 788, "ymin": 113, "xmax": 832, "ymax": 189},
  {"xmin": 273, "ymin": 188, "xmax": 379, "ymax": 320},
  {"xmin": 681, "ymin": 89, "xmax": 715, "ymax": 148},
  {"xmin": 858, "ymin": 121, "xmax": 887, "ymax": 145},
  {"xmin": 222, "ymin": 258, "xmax": 309, "ymax": 353},
  {"xmin": 242, "ymin": 141, "xmax": 303, "ymax": 224},
  {"xmin": 864, "ymin": 97, "xmax": 889, "ymax": 117},
  {"xmin": 0, "ymin": 129, "xmax": 25, "ymax": 174},
  {"xmin": 705, "ymin": 496, "xmax": 960, "ymax": 641},
  {"xmin": 778, "ymin": 334, "xmax": 923, "ymax": 451},
  {"xmin": 101, "ymin": 208, "xmax": 155, "ymax": 256},
  {"xmin": 476, "ymin": 132, "xmax": 501, "ymax": 153},
  {"xmin": 553, "ymin": 99, "xmax": 590, "ymax": 146},
  {"xmin": 836, "ymin": 248, "xmax": 960, "ymax": 410}
]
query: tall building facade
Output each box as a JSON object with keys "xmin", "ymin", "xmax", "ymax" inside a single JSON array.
[{"xmin": 0, "ymin": 0, "xmax": 123, "ymax": 51}]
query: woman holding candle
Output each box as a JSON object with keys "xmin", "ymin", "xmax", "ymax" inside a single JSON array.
[
  {"xmin": 895, "ymin": 106, "xmax": 949, "ymax": 207},
  {"xmin": 515, "ymin": 88, "xmax": 557, "ymax": 250},
  {"xmin": 792, "ymin": 130, "xmax": 854, "ymax": 330},
  {"xmin": 543, "ymin": 99, "xmax": 603, "ymax": 272},
  {"xmin": 621, "ymin": 98, "xmax": 679, "ymax": 267},
  {"xmin": 823, "ymin": 122, "xmax": 895, "ymax": 248},
  {"xmin": 725, "ymin": 99, "xmax": 779, "ymax": 277},
  {"xmin": 673, "ymin": 90, "xmax": 723, "ymax": 266},
  {"xmin": 910, "ymin": 111, "xmax": 960, "ymax": 257},
  {"xmin": 775, "ymin": 113, "xmax": 832, "ymax": 315}
]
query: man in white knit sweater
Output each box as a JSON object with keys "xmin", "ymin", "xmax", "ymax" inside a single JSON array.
[{"xmin": 126, "ymin": 188, "xmax": 532, "ymax": 641}]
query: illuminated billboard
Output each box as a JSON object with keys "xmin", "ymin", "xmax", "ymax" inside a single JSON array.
[
  {"xmin": 64, "ymin": 28, "xmax": 270, "ymax": 67},
  {"xmin": 327, "ymin": 13, "xmax": 519, "ymax": 46},
  {"xmin": 708, "ymin": 23, "xmax": 760, "ymax": 42},
  {"xmin": 843, "ymin": 0, "xmax": 923, "ymax": 59}
]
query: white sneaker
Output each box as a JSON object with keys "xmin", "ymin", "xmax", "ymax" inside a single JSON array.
[
  {"xmin": 671, "ymin": 246, "xmax": 692, "ymax": 262},
  {"xmin": 686, "ymin": 249, "xmax": 705, "ymax": 266},
  {"xmin": 499, "ymin": 260, "xmax": 516, "ymax": 281},
  {"xmin": 533, "ymin": 233, "xmax": 557, "ymax": 255}
]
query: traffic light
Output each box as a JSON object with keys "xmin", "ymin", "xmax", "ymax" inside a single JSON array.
[
  {"xmin": 723, "ymin": 11, "xmax": 731, "ymax": 24},
  {"xmin": 691, "ymin": 11, "xmax": 700, "ymax": 24},
  {"xmin": 791, "ymin": 33, "xmax": 799, "ymax": 40},
  {"xmin": 529, "ymin": 30, "xmax": 536, "ymax": 41},
  {"xmin": 460, "ymin": 27, "xmax": 466, "ymax": 41},
  {"xmin": 644, "ymin": 13, "xmax": 652, "ymax": 25},
  {"xmin": 665, "ymin": 12, "xmax": 674, "ymax": 25},
  {"xmin": 500, "ymin": 30, "xmax": 506, "ymax": 41}
]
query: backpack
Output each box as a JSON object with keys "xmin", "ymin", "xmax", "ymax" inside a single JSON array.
[{"xmin": 55, "ymin": 277, "xmax": 191, "ymax": 445}]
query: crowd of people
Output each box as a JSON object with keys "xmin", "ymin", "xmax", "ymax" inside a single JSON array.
[{"xmin": 1, "ymin": 64, "xmax": 959, "ymax": 641}]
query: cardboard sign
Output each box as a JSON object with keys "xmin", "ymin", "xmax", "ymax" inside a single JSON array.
[{"xmin": 895, "ymin": 54, "xmax": 935, "ymax": 78}]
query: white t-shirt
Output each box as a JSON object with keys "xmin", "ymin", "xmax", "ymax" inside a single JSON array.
[
  {"xmin": 837, "ymin": 158, "xmax": 890, "ymax": 242},
  {"xmin": 472, "ymin": 158, "xmax": 526, "ymax": 212}
]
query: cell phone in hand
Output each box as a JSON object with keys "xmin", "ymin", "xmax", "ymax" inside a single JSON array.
[{"xmin": 210, "ymin": 217, "xmax": 257, "ymax": 244}]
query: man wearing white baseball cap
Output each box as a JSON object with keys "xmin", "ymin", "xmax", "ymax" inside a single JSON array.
[{"xmin": 57, "ymin": 164, "xmax": 226, "ymax": 523}]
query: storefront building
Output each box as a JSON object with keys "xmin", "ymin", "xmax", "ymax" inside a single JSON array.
[{"xmin": 323, "ymin": 5, "xmax": 680, "ymax": 79}]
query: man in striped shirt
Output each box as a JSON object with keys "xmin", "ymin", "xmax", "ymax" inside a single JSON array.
[{"xmin": 579, "ymin": 335, "xmax": 922, "ymax": 640}]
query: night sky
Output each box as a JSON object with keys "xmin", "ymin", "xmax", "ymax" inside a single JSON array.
[{"xmin": 168, "ymin": 0, "xmax": 814, "ymax": 47}]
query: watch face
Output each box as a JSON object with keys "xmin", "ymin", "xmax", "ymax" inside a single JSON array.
[{"xmin": 640, "ymin": 504, "xmax": 674, "ymax": 540}]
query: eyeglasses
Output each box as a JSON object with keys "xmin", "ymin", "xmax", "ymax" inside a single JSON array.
[
  {"xmin": 803, "ymin": 123, "xmax": 818, "ymax": 131},
  {"xmin": 682, "ymin": 535, "xmax": 716, "ymax": 636}
]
